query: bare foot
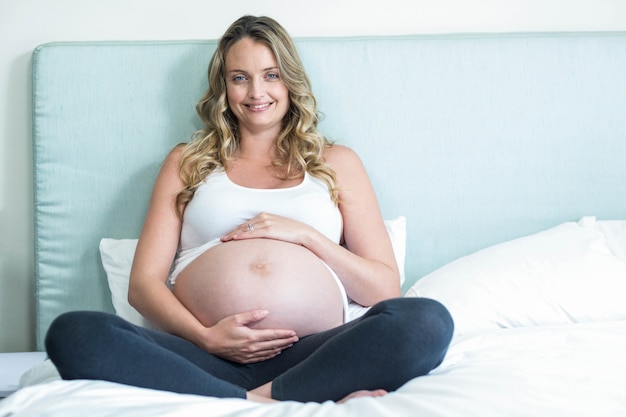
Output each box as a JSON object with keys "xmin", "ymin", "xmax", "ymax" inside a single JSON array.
[
  {"xmin": 246, "ymin": 392, "xmax": 277, "ymax": 403},
  {"xmin": 337, "ymin": 389, "xmax": 388, "ymax": 403},
  {"xmin": 247, "ymin": 382, "xmax": 275, "ymax": 403},
  {"xmin": 247, "ymin": 383, "xmax": 388, "ymax": 404}
]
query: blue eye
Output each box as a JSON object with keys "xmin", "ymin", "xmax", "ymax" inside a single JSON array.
[
  {"xmin": 232, "ymin": 75, "xmax": 246, "ymax": 82},
  {"xmin": 267, "ymin": 73, "xmax": 279, "ymax": 80}
]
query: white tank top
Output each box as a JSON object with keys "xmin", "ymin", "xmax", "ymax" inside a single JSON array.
[{"xmin": 170, "ymin": 169, "xmax": 343, "ymax": 284}]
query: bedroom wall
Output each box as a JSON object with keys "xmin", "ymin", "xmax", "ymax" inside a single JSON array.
[{"xmin": 1, "ymin": 0, "xmax": 625, "ymax": 353}]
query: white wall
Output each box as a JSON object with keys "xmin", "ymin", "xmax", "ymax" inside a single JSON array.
[{"xmin": 1, "ymin": 0, "xmax": 625, "ymax": 352}]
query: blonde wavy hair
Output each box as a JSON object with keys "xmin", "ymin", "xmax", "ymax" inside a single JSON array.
[{"xmin": 176, "ymin": 15, "xmax": 337, "ymax": 216}]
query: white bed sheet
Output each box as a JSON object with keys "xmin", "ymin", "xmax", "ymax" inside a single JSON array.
[{"xmin": 2, "ymin": 320, "xmax": 625, "ymax": 417}]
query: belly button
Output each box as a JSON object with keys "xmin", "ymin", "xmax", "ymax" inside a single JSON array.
[{"xmin": 250, "ymin": 262, "xmax": 271, "ymax": 277}]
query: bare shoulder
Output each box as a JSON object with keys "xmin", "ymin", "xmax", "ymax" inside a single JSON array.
[
  {"xmin": 323, "ymin": 144, "xmax": 364, "ymax": 172},
  {"xmin": 323, "ymin": 144, "xmax": 374, "ymax": 203},
  {"xmin": 147, "ymin": 144, "xmax": 186, "ymax": 199},
  {"xmin": 164, "ymin": 143, "xmax": 185, "ymax": 166},
  {"xmin": 156, "ymin": 144, "xmax": 186, "ymax": 180}
]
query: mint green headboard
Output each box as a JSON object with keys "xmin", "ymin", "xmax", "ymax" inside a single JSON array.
[{"xmin": 32, "ymin": 33, "xmax": 626, "ymax": 349}]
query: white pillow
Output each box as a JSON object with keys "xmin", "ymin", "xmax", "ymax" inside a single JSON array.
[
  {"xmin": 596, "ymin": 220, "xmax": 626, "ymax": 263},
  {"xmin": 406, "ymin": 217, "xmax": 626, "ymax": 336},
  {"xmin": 99, "ymin": 238, "xmax": 149, "ymax": 327},
  {"xmin": 100, "ymin": 217, "xmax": 407, "ymax": 327}
]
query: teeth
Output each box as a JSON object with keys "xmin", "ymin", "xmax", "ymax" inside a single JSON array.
[{"xmin": 249, "ymin": 103, "xmax": 271, "ymax": 109}]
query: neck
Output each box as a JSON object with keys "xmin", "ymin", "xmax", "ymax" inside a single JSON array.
[{"xmin": 237, "ymin": 131, "xmax": 281, "ymax": 161}]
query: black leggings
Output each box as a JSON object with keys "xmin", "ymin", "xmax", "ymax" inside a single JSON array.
[{"xmin": 45, "ymin": 297, "xmax": 453, "ymax": 402}]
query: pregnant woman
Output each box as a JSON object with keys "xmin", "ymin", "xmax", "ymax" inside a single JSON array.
[{"xmin": 45, "ymin": 15, "xmax": 454, "ymax": 403}]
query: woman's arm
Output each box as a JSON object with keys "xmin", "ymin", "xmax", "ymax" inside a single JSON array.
[
  {"xmin": 129, "ymin": 147, "xmax": 298, "ymax": 363},
  {"xmin": 128, "ymin": 146, "xmax": 207, "ymax": 340},
  {"xmin": 314, "ymin": 145, "xmax": 401, "ymax": 305}
]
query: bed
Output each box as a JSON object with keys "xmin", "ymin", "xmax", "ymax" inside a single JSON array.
[{"xmin": 2, "ymin": 32, "xmax": 626, "ymax": 416}]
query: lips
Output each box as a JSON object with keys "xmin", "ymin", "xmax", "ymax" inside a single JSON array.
[{"xmin": 246, "ymin": 102, "xmax": 273, "ymax": 111}]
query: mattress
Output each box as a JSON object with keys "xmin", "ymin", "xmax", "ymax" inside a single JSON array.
[{"xmin": 2, "ymin": 321, "xmax": 626, "ymax": 416}]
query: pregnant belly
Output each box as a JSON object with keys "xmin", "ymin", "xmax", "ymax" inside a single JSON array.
[{"xmin": 173, "ymin": 239, "xmax": 345, "ymax": 336}]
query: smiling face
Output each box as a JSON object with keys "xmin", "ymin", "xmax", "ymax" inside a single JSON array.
[{"xmin": 224, "ymin": 37, "xmax": 290, "ymax": 138}]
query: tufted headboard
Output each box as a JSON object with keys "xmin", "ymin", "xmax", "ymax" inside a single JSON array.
[{"xmin": 32, "ymin": 33, "xmax": 626, "ymax": 349}]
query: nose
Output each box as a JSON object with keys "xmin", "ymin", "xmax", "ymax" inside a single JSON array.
[{"xmin": 248, "ymin": 78, "xmax": 265, "ymax": 99}]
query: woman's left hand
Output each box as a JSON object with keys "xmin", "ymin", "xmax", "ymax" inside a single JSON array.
[{"xmin": 221, "ymin": 212, "xmax": 312, "ymax": 245}]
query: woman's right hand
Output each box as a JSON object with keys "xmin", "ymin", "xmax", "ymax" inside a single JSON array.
[{"xmin": 201, "ymin": 310, "xmax": 299, "ymax": 364}]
